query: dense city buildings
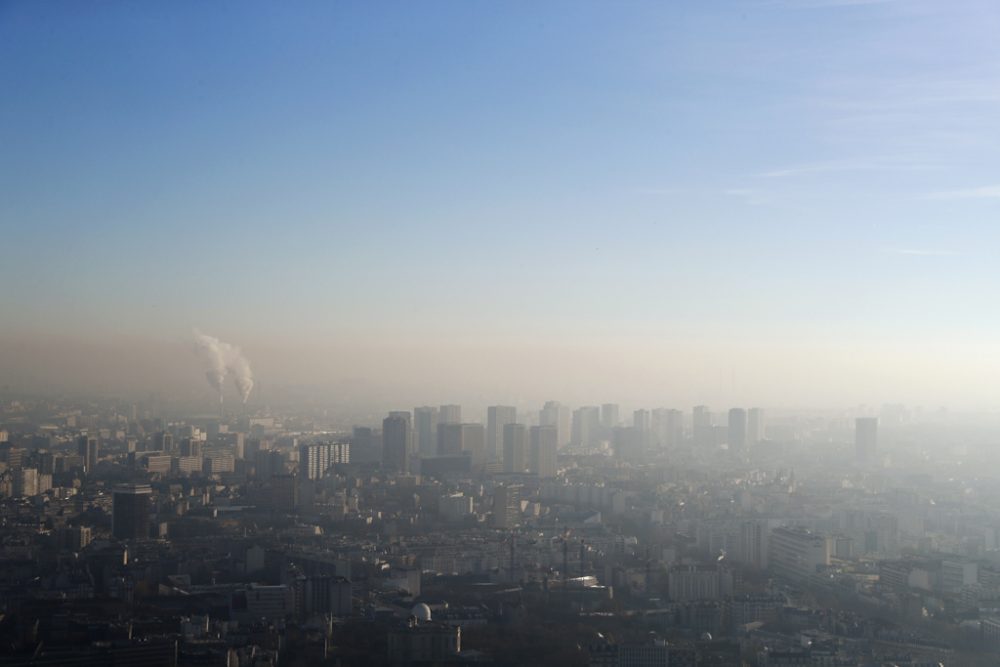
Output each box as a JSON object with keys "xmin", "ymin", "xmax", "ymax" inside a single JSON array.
[
  {"xmin": 6, "ymin": 1, "xmax": 990, "ymax": 664},
  {"xmin": 768, "ymin": 526, "xmax": 831, "ymax": 580},
  {"xmin": 1, "ymin": 395, "xmax": 999, "ymax": 665}
]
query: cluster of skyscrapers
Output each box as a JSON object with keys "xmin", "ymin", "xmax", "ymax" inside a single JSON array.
[
  {"xmin": 366, "ymin": 403, "xmax": 771, "ymax": 481},
  {"xmin": 379, "ymin": 405, "xmax": 558, "ymax": 478}
]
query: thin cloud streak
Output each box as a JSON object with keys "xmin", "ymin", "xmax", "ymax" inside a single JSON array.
[
  {"xmin": 925, "ymin": 185, "xmax": 1000, "ymax": 200},
  {"xmin": 884, "ymin": 248, "xmax": 961, "ymax": 256},
  {"xmin": 724, "ymin": 188, "xmax": 771, "ymax": 206},
  {"xmin": 631, "ymin": 187, "xmax": 683, "ymax": 196},
  {"xmin": 758, "ymin": 157, "xmax": 944, "ymax": 179}
]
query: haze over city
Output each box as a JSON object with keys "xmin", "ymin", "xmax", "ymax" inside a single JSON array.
[{"xmin": 6, "ymin": 3, "xmax": 1000, "ymax": 666}]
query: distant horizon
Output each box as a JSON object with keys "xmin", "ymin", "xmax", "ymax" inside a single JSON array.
[{"xmin": 0, "ymin": 328, "xmax": 988, "ymax": 414}]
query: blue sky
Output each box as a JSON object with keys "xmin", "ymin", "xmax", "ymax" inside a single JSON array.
[{"xmin": 3, "ymin": 0, "xmax": 1000, "ymax": 405}]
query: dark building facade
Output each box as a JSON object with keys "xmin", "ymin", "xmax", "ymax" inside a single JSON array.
[{"xmin": 112, "ymin": 483, "xmax": 152, "ymax": 540}]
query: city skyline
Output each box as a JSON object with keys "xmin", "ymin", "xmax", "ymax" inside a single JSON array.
[{"xmin": 5, "ymin": 3, "xmax": 1000, "ymax": 663}]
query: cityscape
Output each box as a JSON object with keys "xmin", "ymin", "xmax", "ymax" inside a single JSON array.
[
  {"xmin": 5, "ymin": 0, "xmax": 1000, "ymax": 665},
  {"xmin": 4, "ymin": 394, "xmax": 1000, "ymax": 665}
]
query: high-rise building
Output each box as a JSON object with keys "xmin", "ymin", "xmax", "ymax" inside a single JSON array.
[
  {"xmin": 175, "ymin": 455, "xmax": 202, "ymax": 475},
  {"xmin": 68, "ymin": 525, "xmax": 92, "ymax": 551},
  {"xmin": 487, "ymin": 406, "xmax": 517, "ymax": 463},
  {"xmin": 529, "ymin": 425, "xmax": 557, "ymax": 478},
  {"xmin": 0, "ymin": 443, "xmax": 23, "ymax": 469},
  {"xmin": 439, "ymin": 493, "xmax": 474, "ymax": 522},
  {"xmin": 502, "ymin": 423, "xmax": 528, "ymax": 473},
  {"xmin": 77, "ymin": 435, "xmax": 99, "ymax": 474},
  {"xmin": 493, "ymin": 484, "xmax": 521, "ymax": 529},
  {"xmin": 254, "ymin": 449, "xmax": 285, "ymax": 479},
  {"xmin": 651, "ymin": 408, "xmax": 684, "ymax": 448},
  {"xmin": 351, "ymin": 426, "xmax": 381, "ymax": 464},
  {"xmin": 855, "ymin": 417, "xmax": 878, "ymax": 463},
  {"xmin": 389, "ymin": 411, "xmax": 412, "ymax": 451},
  {"xmin": 437, "ymin": 423, "xmax": 463, "ymax": 456},
  {"xmin": 142, "ymin": 453, "xmax": 172, "ymax": 475},
  {"xmin": 229, "ymin": 432, "xmax": 246, "ymax": 459},
  {"xmin": 633, "ymin": 409, "xmax": 651, "ymax": 448},
  {"xmin": 539, "ymin": 402, "xmax": 559, "ymax": 428},
  {"xmin": 303, "ymin": 575, "xmax": 353, "ymax": 616},
  {"xmin": 383, "ymin": 415, "xmax": 411, "ymax": 473},
  {"xmin": 413, "ymin": 406, "xmax": 439, "ymax": 456},
  {"xmin": 299, "ymin": 442, "xmax": 350, "ymax": 480},
  {"xmin": 436, "ymin": 405, "xmax": 461, "ymax": 454},
  {"xmin": 600, "ymin": 404, "xmax": 620, "ymax": 430},
  {"xmin": 736, "ymin": 520, "xmax": 769, "ymax": 569},
  {"xmin": 112, "ymin": 484, "xmax": 152, "ymax": 540},
  {"xmin": 461, "ymin": 423, "xmax": 486, "ymax": 465},
  {"xmin": 271, "ymin": 474, "xmax": 299, "ymax": 512},
  {"xmin": 651, "ymin": 408, "xmax": 669, "ymax": 447},
  {"xmin": 613, "ymin": 426, "xmax": 641, "ymax": 461},
  {"xmin": 669, "ymin": 410, "xmax": 685, "ymax": 448},
  {"xmin": 692, "ymin": 406, "xmax": 713, "ymax": 447},
  {"xmin": 728, "ymin": 408, "xmax": 747, "ymax": 453},
  {"xmin": 748, "ymin": 408, "xmax": 765, "ymax": 444},
  {"xmin": 437, "ymin": 423, "xmax": 485, "ymax": 463},
  {"xmin": 667, "ymin": 564, "xmax": 733, "ymax": 602},
  {"xmin": 769, "ymin": 527, "xmax": 830, "ymax": 580},
  {"xmin": 180, "ymin": 438, "xmax": 202, "ymax": 458},
  {"xmin": 13, "ymin": 467, "xmax": 39, "ymax": 497},
  {"xmin": 572, "ymin": 406, "xmax": 600, "ymax": 447},
  {"xmin": 203, "ymin": 449, "xmax": 236, "ymax": 474},
  {"xmin": 439, "ymin": 404, "xmax": 462, "ymax": 425},
  {"xmin": 540, "ymin": 401, "xmax": 571, "ymax": 448},
  {"xmin": 152, "ymin": 431, "xmax": 173, "ymax": 453}
]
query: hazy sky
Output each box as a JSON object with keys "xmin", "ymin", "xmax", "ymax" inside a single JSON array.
[{"xmin": 3, "ymin": 1, "xmax": 1000, "ymax": 408}]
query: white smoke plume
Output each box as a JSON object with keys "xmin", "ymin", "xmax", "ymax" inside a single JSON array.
[{"xmin": 193, "ymin": 329, "xmax": 254, "ymax": 403}]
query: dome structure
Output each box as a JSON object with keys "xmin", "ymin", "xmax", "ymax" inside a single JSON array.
[{"xmin": 411, "ymin": 603, "xmax": 432, "ymax": 622}]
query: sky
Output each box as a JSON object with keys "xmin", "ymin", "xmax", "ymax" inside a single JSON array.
[{"xmin": 3, "ymin": 0, "xmax": 1000, "ymax": 410}]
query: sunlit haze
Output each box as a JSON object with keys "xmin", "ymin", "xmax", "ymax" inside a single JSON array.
[
  {"xmin": 8, "ymin": 4, "xmax": 1000, "ymax": 665},
  {"xmin": 4, "ymin": 1, "xmax": 1000, "ymax": 411}
]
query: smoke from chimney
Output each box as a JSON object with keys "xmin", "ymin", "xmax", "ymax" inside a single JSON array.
[{"xmin": 193, "ymin": 329, "xmax": 254, "ymax": 403}]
